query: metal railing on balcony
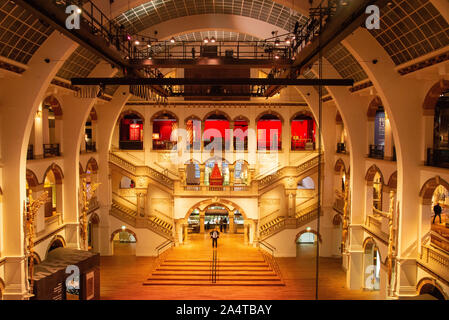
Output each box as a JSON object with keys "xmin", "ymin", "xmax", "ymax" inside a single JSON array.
[
  {"xmin": 369, "ymin": 144, "xmax": 384, "ymax": 160},
  {"xmin": 43, "ymin": 144, "xmax": 60, "ymax": 158},
  {"xmin": 426, "ymin": 148, "xmax": 449, "ymax": 168},
  {"xmin": 291, "ymin": 139, "xmax": 315, "ymax": 151},
  {"xmin": 85, "ymin": 141, "xmax": 96, "ymax": 153},
  {"xmin": 119, "ymin": 140, "xmax": 143, "ymax": 150}
]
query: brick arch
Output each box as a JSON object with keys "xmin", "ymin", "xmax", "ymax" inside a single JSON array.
[
  {"xmin": 388, "ymin": 171, "xmax": 397, "ymax": 190},
  {"xmin": 26, "ymin": 169, "xmax": 40, "ymax": 188},
  {"xmin": 43, "ymin": 95, "xmax": 63, "ymax": 117},
  {"xmin": 256, "ymin": 110, "xmax": 284, "ymax": 124},
  {"xmin": 86, "ymin": 157, "xmax": 99, "ymax": 173},
  {"xmin": 43, "ymin": 163, "xmax": 64, "ymax": 184},
  {"xmin": 419, "ymin": 176, "xmax": 449, "ymax": 202},
  {"xmin": 416, "ymin": 277, "xmax": 448, "ymax": 300},
  {"xmin": 110, "ymin": 228, "xmax": 138, "ymax": 242},
  {"xmin": 423, "ymin": 80, "xmax": 449, "ymax": 113},
  {"xmin": 185, "ymin": 198, "xmax": 248, "ymax": 220},
  {"xmin": 294, "ymin": 229, "xmax": 322, "ymax": 243},
  {"xmin": 203, "ymin": 110, "xmax": 232, "ymax": 122},
  {"xmin": 367, "ymin": 96, "xmax": 383, "ymax": 119},
  {"xmin": 365, "ymin": 165, "xmax": 384, "ymax": 184},
  {"xmin": 334, "ymin": 158, "xmax": 346, "ymax": 174},
  {"xmin": 233, "ymin": 115, "xmax": 251, "ymax": 124},
  {"xmin": 151, "ymin": 109, "xmax": 179, "ymax": 123},
  {"xmin": 118, "ymin": 109, "xmax": 145, "ymax": 124}
]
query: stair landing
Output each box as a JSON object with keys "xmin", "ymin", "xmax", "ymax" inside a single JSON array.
[{"xmin": 143, "ymin": 233, "xmax": 284, "ymax": 286}]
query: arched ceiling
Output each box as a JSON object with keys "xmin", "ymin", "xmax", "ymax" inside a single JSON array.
[
  {"xmin": 173, "ymin": 30, "xmax": 260, "ymax": 42},
  {"xmin": 113, "ymin": 0, "xmax": 308, "ymax": 34},
  {"xmin": 369, "ymin": 0, "xmax": 449, "ymax": 65}
]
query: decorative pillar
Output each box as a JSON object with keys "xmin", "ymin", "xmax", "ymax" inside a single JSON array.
[
  {"xmin": 244, "ymin": 223, "xmax": 248, "ymax": 244},
  {"xmin": 42, "ymin": 107, "xmax": 50, "ymax": 145},
  {"xmin": 55, "ymin": 116, "xmax": 64, "ymax": 155},
  {"xmin": 286, "ymin": 189, "xmax": 297, "ymax": 218},
  {"xmin": 183, "ymin": 223, "xmax": 188, "ymax": 243},
  {"xmin": 228, "ymin": 210, "xmax": 235, "ymax": 234},
  {"xmin": 199, "ymin": 210, "xmax": 205, "ymax": 233}
]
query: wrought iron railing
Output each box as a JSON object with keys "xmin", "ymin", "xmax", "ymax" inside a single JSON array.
[
  {"xmin": 369, "ymin": 144, "xmax": 384, "ymax": 160},
  {"xmin": 43, "ymin": 144, "xmax": 60, "ymax": 158}
]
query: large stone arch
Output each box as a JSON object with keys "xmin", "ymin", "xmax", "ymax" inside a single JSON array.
[
  {"xmin": 45, "ymin": 235, "xmax": 66, "ymax": 258},
  {"xmin": 184, "ymin": 198, "xmax": 249, "ymax": 220},
  {"xmin": 26, "ymin": 169, "xmax": 40, "ymax": 188}
]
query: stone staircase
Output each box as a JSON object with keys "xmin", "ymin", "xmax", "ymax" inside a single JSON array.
[
  {"xmin": 259, "ymin": 203, "xmax": 320, "ymax": 240},
  {"xmin": 110, "ymin": 199, "xmax": 174, "ymax": 240},
  {"xmin": 143, "ymin": 234, "xmax": 284, "ymax": 286},
  {"xmin": 143, "ymin": 258, "xmax": 284, "ymax": 286}
]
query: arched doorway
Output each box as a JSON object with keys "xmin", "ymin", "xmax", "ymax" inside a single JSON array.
[
  {"xmin": 119, "ymin": 112, "xmax": 144, "ymax": 150},
  {"xmin": 417, "ymin": 279, "xmax": 447, "ymax": 300},
  {"xmin": 257, "ymin": 113, "xmax": 282, "ymax": 151},
  {"xmin": 152, "ymin": 111, "xmax": 178, "ymax": 150},
  {"xmin": 373, "ymin": 172, "xmax": 383, "ymax": 211},
  {"xmin": 295, "ymin": 229, "xmax": 321, "ymax": 258},
  {"xmin": 111, "ymin": 228, "xmax": 137, "ymax": 256},
  {"xmin": 291, "ymin": 113, "xmax": 316, "ymax": 151},
  {"xmin": 43, "ymin": 164, "xmax": 63, "ymax": 219},
  {"xmin": 363, "ymin": 238, "xmax": 381, "ymax": 291}
]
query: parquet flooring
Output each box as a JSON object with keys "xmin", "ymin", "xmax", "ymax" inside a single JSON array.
[{"xmin": 100, "ymin": 233, "xmax": 380, "ymax": 300}]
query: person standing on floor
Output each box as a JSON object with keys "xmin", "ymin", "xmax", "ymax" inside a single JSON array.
[
  {"xmin": 210, "ymin": 228, "xmax": 220, "ymax": 248},
  {"xmin": 433, "ymin": 202, "xmax": 443, "ymax": 224}
]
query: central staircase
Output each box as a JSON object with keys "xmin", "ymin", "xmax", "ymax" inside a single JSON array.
[{"xmin": 143, "ymin": 234, "xmax": 284, "ymax": 286}]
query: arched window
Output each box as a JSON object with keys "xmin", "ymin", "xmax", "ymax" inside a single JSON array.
[
  {"xmin": 370, "ymin": 106, "xmax": 386, "ymax": 159},
  {"xmin": 297, "ymin": 232, "xmax": 316, "ymax": 244},
  {"xmin": 120, "ymin": 113, "xmax": 143, "ymax": 150},
  {"xmin": 185, "ymin": 160, "xmax": 201, "ymax": 185},
  {"xmin": 152, "ymin": 112, "xmax": 178, "ymax": 150},
  {"xmin": 363, "ymin": 240, "xmax": 381, "ymax": 291},
  {"xmin": 84, "ymin": 107, "xmax": 97, "ymax": 153},
  {"xmin": 204, "ymin": 113, "xmax": 230, "ymax": 151},
  {"xmin": 234, "ymin": 160, "xmax": 249, "ymax": 185},
  {"xmin": 429, "ymin": 90, "xmax": 449, "ymax": 167},
  {"xmin": 431, "ymin": 185, "xmax": 448, "ymax": 227},
  {"xmin": 186, "ymin": 116, "xmax": 202, "ymax": 151},
  {"xmin": 204, "ymin": 158, "xmax": 230, "ymax": 186},
  {"xmin": 291, "ymin": 114, "xmax": 316, "ymax": 151},
  {"xmin": 234, "ymin": 117, "xmax": 248, "ymax": 151},
  {"xmin": 257, "ymin": 114, "xmax": 282, "ymax": 151},
  {"xmin": 373, "ymin": 172, "xmax": 383, "ymax": 210},
  {"xmin": 43, "ymin": 166, "xmax": 63, "ymax": 218}
]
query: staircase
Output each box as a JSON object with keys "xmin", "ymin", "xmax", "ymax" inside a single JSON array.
[
  {"xmin": 259, "ymin": 203, "xmax": 320, "ymax": 240},
  {"xmin": 110, "ymin": 199, "xmax": 174, "ymax": 240},
  {"xmin": 143, "ymin": 258, "xmax": 284, "ymax": 286},
  {"xmin": 143, "ymin": 234, "xmax": 284, "ymax": 286}
]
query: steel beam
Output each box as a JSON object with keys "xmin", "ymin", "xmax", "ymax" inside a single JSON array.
[
  {"xmin": 131, "ymin": 58, "xmax": 293, "ymax": 69},
  {"xmin": 71, "ymin": 78, "xmax": 354, "ymax": 86}
]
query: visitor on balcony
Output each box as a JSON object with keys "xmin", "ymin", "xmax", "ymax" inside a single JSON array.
[
  {"xmin": 119, "ymin": 113, "xmax": 144, "ymax": 150},
  {"xmin": 152, "ymin": 112, "xmax": 178, "ymax": 150},
  {"xmin": 291, "ymin": 113, "xmax": 316, "ymax": 151},
  {"xmin": 257, "ymin": 113, "xmax": 282, "ymax": 151}
]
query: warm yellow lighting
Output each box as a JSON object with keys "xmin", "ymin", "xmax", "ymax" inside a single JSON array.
[
  {"xmin": 153, "ymin": 133, "xmax": 160, "ymax": 140},
  {"xmin": 121, "ymin": 225, "xmax": 126, "ymax": 231}
]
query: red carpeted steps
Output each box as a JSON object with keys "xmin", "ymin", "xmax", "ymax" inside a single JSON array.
[{"xmin": 143, "ymin": 258, "xmax": 284, "ymax": 286}]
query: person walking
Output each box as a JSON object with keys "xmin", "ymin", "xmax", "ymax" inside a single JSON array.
[
  {"xmin": 433, "ymin": 202, "xmax": 443, "ymax": 224},
  {"xmin": 210, "ymin": 228, "xmax": 220, "ymax": 248}
]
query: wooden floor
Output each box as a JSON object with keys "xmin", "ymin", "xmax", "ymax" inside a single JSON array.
[{"xmin": 100, "ymin": 233, "xmax": 380, "ymax": 300}]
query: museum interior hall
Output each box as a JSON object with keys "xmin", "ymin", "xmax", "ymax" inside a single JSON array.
[{"xmin": 1, "ymin": 0, "xmax": 449, "ymax": 301}]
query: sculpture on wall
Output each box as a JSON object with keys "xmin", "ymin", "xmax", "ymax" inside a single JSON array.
[
  {"xmin": 341, "ymin": 178, "xmax": 350, "ymax": 254},
  {"xmin": 24, "ymin": 189, "xmax": 48, "ymax": 296},
  {"xmin": 79, "ymin": 178, "xmax": 100, "ymax": 250}
]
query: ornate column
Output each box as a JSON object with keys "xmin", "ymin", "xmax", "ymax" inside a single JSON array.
[
  {"xmin": 228, "ymin": 210, "xmax": 235, "ymax": 234},
  {"xmin": 199, "ymin": 209, "xmax": 205, "ymax": 233}
]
